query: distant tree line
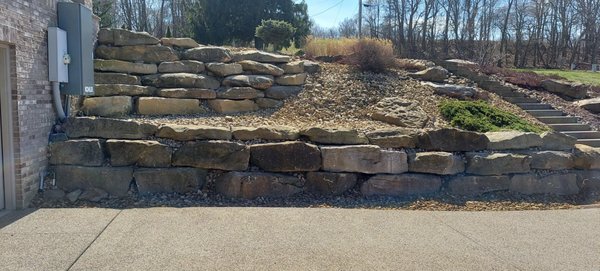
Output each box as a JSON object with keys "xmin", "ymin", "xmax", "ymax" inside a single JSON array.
[
  {"xmin": 92, "ymin": 0, "xmax": 311, "ymax": 48},
  {"xmin": 313, "ymin": 0, "xmax": 600, "ymax": 69}
]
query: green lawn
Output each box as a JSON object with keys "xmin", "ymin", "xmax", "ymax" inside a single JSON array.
[{"xmin": 515, "ymin": 68, "xmax": 600, "ymax": 86}]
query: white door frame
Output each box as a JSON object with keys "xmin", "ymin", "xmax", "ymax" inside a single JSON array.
[{"xmin": 0, "ymin": 44, "xmax": 16, "ymax": 210}]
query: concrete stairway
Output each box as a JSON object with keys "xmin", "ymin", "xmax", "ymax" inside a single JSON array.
[{"xmin": 496, "ymin": 89, "xmax": 600, "ymax": 147}]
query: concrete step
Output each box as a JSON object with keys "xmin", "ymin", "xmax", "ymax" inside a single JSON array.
[
  {"xmin": 563, "ymin": 131, "xmax": 600, "ymax": 139},
  {"xmin": 526, "ymin": 110, "xmax": 564, "ymax": 117},
  {"xmin": 549, "ymin": 124, "xmax": 592, "ymax": 131},
  {"xmin": 517, "ymin": 103, "xmax": 553, "ymax": 110},
  {"xmin": 577, "ymin": 139, "xmax": 600, "ymax": 147},
  {"xmin": 504, "ymin": 97, "xmax": 538, "ymax": 103},
  {"xmin": 495, "ymin": 91, "xmax": 526, "ymax": 98},
  {"xmin": 537, "ymin": 116, "xmax": 579, "ymax": 124}
]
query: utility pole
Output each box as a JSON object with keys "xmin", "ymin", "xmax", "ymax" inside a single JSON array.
[{"xmin": 358, "ymin": 0, "xmax": 363, "ymax": 39}]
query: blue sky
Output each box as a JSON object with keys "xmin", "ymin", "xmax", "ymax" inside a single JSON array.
[{"xmin": 298, "ymin": 0, "xmax": 358, "ymax": 28}]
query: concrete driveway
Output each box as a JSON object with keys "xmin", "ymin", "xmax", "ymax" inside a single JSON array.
[{"xmin": 0, "ymin": 207, "xmax": 598, "ymax": 271}]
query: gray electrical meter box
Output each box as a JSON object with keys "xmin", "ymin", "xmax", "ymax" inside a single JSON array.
[{"xmin": 57, "ymin": 2, "xmax": 95, "ymax": 96}]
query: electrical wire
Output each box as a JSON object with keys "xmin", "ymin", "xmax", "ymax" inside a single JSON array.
[{"xmin": 310, "ymin": 0, "xmax": 345, "ymax": 17}]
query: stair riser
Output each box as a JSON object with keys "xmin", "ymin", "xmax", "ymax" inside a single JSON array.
[
  {"xmin": 538, "ymin": 117, "xmax": 579, "ymax": 124},
  {"xmin": 564, "ymin": 132, "xmax": 600, "ymax": 139},
  {"xmin": 527, "ymin": 110, "xmax": 564, "ymax": 117},
  {"xmin": 518, "ymin": 104, "xmax": 553, "ymax": 110},
  {"xmin": 505, "ymin": 97, "xmax": 538, "ymax": 103},
  {"xmin": 578, "ymin": 140, "xmax": 600, "ymax": 147},
  {"xmin": 550, "ymin": 125, "xmax": 592, "ymax": 132}
]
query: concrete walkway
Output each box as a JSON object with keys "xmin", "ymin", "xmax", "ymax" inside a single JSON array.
[{"xmin": 0, "ymin": 207, "xmax": 598, "ymax": 271}]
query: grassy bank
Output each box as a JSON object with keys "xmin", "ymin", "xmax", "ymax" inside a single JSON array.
[{"xmin": 515, "ymin": 68, "xmax": 600, "ymax": 86}]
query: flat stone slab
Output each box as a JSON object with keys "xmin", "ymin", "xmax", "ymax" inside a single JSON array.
[
  {"xmin": 158, "ymin": 60, "xmax": 205, "ymax": 74},
  {"xmin": 222, "ymin": 75, "xmax": 274, "ymax": 90},
  {"xmin": 466, "ymin": 153, "xmax": 531, "ymax": 175},
  {"xmin": 49, "ymin": 139, "xmax": 104, "ymax": 166},
  {"xmin": 216, "ymin": 87, "xmax": 264, "ymax": 100},
  {"xmin": 573, "ymin": 144, "xmax": 600, "ymax": 169},
  {"xmin": 81, "ymin": 96, "xmax": 133, "ymax": 117},
  {"xmin": 232, "ymin": 50, "xmax": 291, "ymax": 63},
  {"xmin": 448, "ymin": 176, "xmax": 511, "ymax": 196},
  {"xmin": 156, "ymin": 88, "xmax": 216, "ymax": 99},
  {"xmin": 275, "ymin": 73, "xmax": 307, "ymax": 86},
  {"xmin": 279, "ymin": 61, "xmax": 304, "ymax": 74},
  {"xmin": 208, "ymin": 99, "xmax": 259, "ymax": 114},
  {"xmin": 53, "ymin": 166, "xmax": 133, "ymax": 196},
  {"xmin": 94, "ymin": 59, "xmax": 157, "ymax": 75},
  {"xmin": 418, "ymin": 128, "xmax": 489, "ymax": 152},
  {"xmin": 156, "ymin": 124, "xmax": 232, "ymax": 141},
  {"xmin": 529, "ymin": 151, "xmax": 574, "ymax": 170},
  {"xmin": 160, "ymin": 37, "xmax": 199, "ymax": 48},
  {"xmin": 215, "ymin": 172, "xmax": 302, "ymax": 199},
  {"xmin": 107, "ymin": 140, "xmax": 172, "ymax": 167},
  {"xmin": 146, "ymin": 73, "xmax": 220, "ymax": 89},
  {"xmin": 136, "ymin": 97, "xmax": 206, "ymax": 115},
  {"xmin": 408, "ymin": 152, "xmax": 465, "ymax": 175},
  {"xmin": 239, "ymin": 60, "xmax": 284, "ymax": 76},
  {"xmin": 98, "ymin": 28, "xmax": 159, "ymax": 46},
  {"xmin": 371, "ymin": 98, "xmax": 429, "ymax": 128},
  {"xmin": 94, "ymin": 84, "xmax": 156, "ymax": 96},
  {"xmin": 183, "ymin": 46, "xmax": 232, "ymax": 63},
  {"xmin": 250, "ymin": 142, "xmax": 321, "ymax": 172},
  {"xmin": 540, "ymin": 131, "xmax": 577, "ymax": 151},
  {"xmin": 95, "ymin": 72, "xmax": 140, "ymax": 85},
  {"xmin": 510, "ymin": 173, "xmax": 580, "ymax": 195},
  {"xmin": 65, "ymin": 117, "xmax": 158, "ymax": 139},
  {"xmin": 305, "ymin": 172, "xmax": 357, "ymax": 196},
  {"xmin": 172, "ymin": 141, "xmax": 249, "ymax": 170},
  {"xmin": 264, "ymin": 85, "xmax": 303, "ymax": 100},
  {"xmin": 95, "ymin": 45, "xmax": 179, "ymax": 64},
  {"xmin": 300, "ymin": 127, "xmax": 368, "ymax": 145},
  {"xmin": 321, "ymin": 145, "xmax": 408, "ymax": 174},
  {"xmin": 134, "ymin": 168, "xmax": 206, "ymax": 194},
  {"xmin": 361, "ymin": 174, "xmax": 442, "ymax": 197},
  {"xmin": 485, "ymin": 131, "xmax": 543, "ymax": 150},
  {"xmin": 232, "ymin": 126, "xmax": 299, "ymax": 140},
  {"xmin": 365, "ymin": 128, "xmax": 418, "ymax": 148},
  {"xmin": 574, "ymin": 97, "xmax": 600, "ymax": 113},
  {"xmin": 206, "ymin": 63, "xmax": 243, "ymax": 77}
]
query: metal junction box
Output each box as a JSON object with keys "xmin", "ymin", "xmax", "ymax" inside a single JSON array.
[
  {"xmin": 48, "ymin": 27, "xmax": 69, "ymax": 83},
  {"xmin": 57, "ymin": 2, "xmax": 95, "ymax": 95}
]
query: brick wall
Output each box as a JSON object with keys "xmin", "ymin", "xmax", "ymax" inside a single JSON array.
[{"xmin": 0, "ymin": 0, "xmax": 92, "ymax": 208}]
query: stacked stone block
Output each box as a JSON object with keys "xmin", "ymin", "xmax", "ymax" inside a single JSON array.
[
  {"xmin": 48, "ymin": 117, "xmax": 600, "ymax": 200},
  {"xmin": 87, "ymin": 28, "xmax": 312, "ymax": 117}
]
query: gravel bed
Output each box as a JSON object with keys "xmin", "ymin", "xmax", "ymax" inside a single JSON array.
[{"xmin": 30, "ymin": 189, "xmax": 599, "ymax": 211}]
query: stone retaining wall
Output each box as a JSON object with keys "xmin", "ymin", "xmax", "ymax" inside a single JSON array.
[
  {"xmin": 48, "ymin": 117, "xmax": 600, "ymax": 199},
  {"xmin": 85, "ymin": 28, "xmax": 316, "ymax": 117}
]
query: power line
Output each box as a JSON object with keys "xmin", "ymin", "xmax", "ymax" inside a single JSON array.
[{"xmin": 310, "ymin": 0, "xmax": 345, "ymax": 17}]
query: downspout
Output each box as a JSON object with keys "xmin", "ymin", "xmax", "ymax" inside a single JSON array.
[{"xmin": 52, "ymin": 81, "xmax": 67, "ymax": 122}]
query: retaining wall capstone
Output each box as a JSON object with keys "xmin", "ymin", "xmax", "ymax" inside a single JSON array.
[
  {"xmin": 86, "ymin": 28, "xmax": 317, "ymax": 117},
  {"xmin": 48, "ymin": 117, "xmax": 600, "ymax": 200}
]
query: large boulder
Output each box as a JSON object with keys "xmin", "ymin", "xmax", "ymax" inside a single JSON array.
[
  {"xmin": 158, "ymin": 60, "xmax": 205, "ymax": 74},
  {"xmin": 365, "ymin": 128, "xmax": 418, "ymax": 148},
  {"xmin": 371, "ymin": 98, "xmax": 429, "ymax": 128},
  {"xmin": 94, "ymin": 73, "xmax": 140, "ymax": 85},
  {"xmin": 422, "ymin": 82, "xmax": 477, "ymax": 100},
  {"xmin": 541, "ymin": 79, "xmax": 587, "ymax": 99},
  {"xmin": 156, "ymin": 88, "xmax": 216, "ymax": 99},
  {"xmin": 264, "ymin": 85, "xmax": 303, "ymax": 100},
  {"xmin": 148, "ymin": 73, "xmax": 220, "ymax": 89},
  {"xmin": 321, "ymin": 145, "xmax": 408, "ymax": 174},
  {"xmin": 65, "ymin": 117, "xmax": 158, "ymax": 139},
  {"xmin": 172, "ymin": 141, "xmax": 249, "ymax": 170},
  {"xmin": 573, "ymin": 144, "xmax": 600, "ymax": 169},
  {"xmin": 222, "ymin": 75, "xmax": 274, "ymax": 90},
  {"xmin": 279, "ymin": 61, "xmax": 304, "ymax": 74},
  {"xmin": 134, "ymin": 168, "xmax": 206, "ymax": 194},
  {"xmin": 361, "ymin": 174, "xmax": 442, "ymax": 197},
  {"xmin": 448, "ymin": 176, "xmax": 511, "ymax": 196},
  {"xmin": 107, "ymin": 140, "xmax": 172, "ymax": 167},
  {"xmin": 529, "ymin": 151, "xmax": 574, "ymax": 170},
  {"xmin": 239, "ymin": 60, "xmax": 285, "ymax": 76},
  {"xmin": 216, "ymin": 172, "xmax": 302, "ymax": 199},
  {"xmin": 300, "ymin": 127, "xmax": 368, "ymax": 145},
  {"xmin": 54, "ymin": 166, "xmax": 133, "ymax": 197},
  {"xmin": 98, "ymin": 28, "xmax": 159, "ymax": 46},
  {"xmin": 408, "ymin": 67, "xmax": 449, "ymax": 82},
  {"xmin": 183, "ymin": 46, "xmax": 232, "ymax": 62},
  {"xmin": 232, "ymin": 50, "xmax": 291, "ymax": 63},
  {"xmin": 216, "ymin": 87, "xmax": 264, "ymax": 100},
  {"xmin": 442, "ymin": 59, "xmax": 479, "ymax": 78},
  {"xmin": 156, "ymin": 124, "xmax": 232, "ymax": 141},
  {"xmin": 417, "ymin": 128, "xmax": 489, "ymax": 151},
  {"xmin": 136, "ymin": 97, "xmax": 206, "ymax": 115},
  {"xmin": 485, "ymin": 131, "xmax": 543, "ymax": 150},
  {"xmin": 275, "ymin": 73, "xmax": 308, "ymax": 86},
  {"xmin": 576, "ymin": 170, "xmax": 600, "ymax": 194},
  {"xmin": 574, "ymin": 97, "xmax": 600, "ymax": 113},
  {"xmin": 466, "ymin": 153, "xmax": 531, "ymax": 175},
  {"xmin": 232, "ymin": 126, "xmax": 299, "ymax": 140},
  {"xmin": 250, "ymin": 142, "xmax": 321, "ymax": 172},
  {"xmin": 94, "ymin": 84, "xmax": 156, "ymax": 96},
  {"xmin": 49, "ymin": 139, "xmax": 104, "ymax": 166},
  {"xmin": 303, "ymin": 60, "xmax": 321, "ymax": 74},
  {"xmin": 540, "ymin": 131, "xmax": 577, "ymax": 151},
  {"xmin": 305, "ymin": 172, "xmax": 357, "ymax": 196},
  {"xmin": 81, "ymin": 96, "xmax": 132, "ymax": 117},
  {"xmin": 206, "ymin": 63, "xmax": 243, "ymax": 77},
  {"xmin": 207, "ymin": 99, "xmax": 259, "ymax": 114},
  {"xmin": 94, "ymin": 59, "xmax": 157, "ymax": 74},
  {"xmin": 408, "ymin": 152, "xmax": 465, "ymax": 175},
  {"xmin": 95, "ymin": 45, "xmax": 178, "ymax": 64},
  {"xmin": 160, "ymin": 37, "xmax": 199, "ymax": 49},
  {"xmin": 510, "ymin": 173, "xmax": 579, "ymax": 195}
]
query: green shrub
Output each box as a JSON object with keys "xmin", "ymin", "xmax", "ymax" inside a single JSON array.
[
  {"xmin": 440, "ymin": 100, "xmax": 546, "ymax": 133},
  {"xmin": 255, "ymin": 19, "xmax": 296, "ymax": 51}
]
